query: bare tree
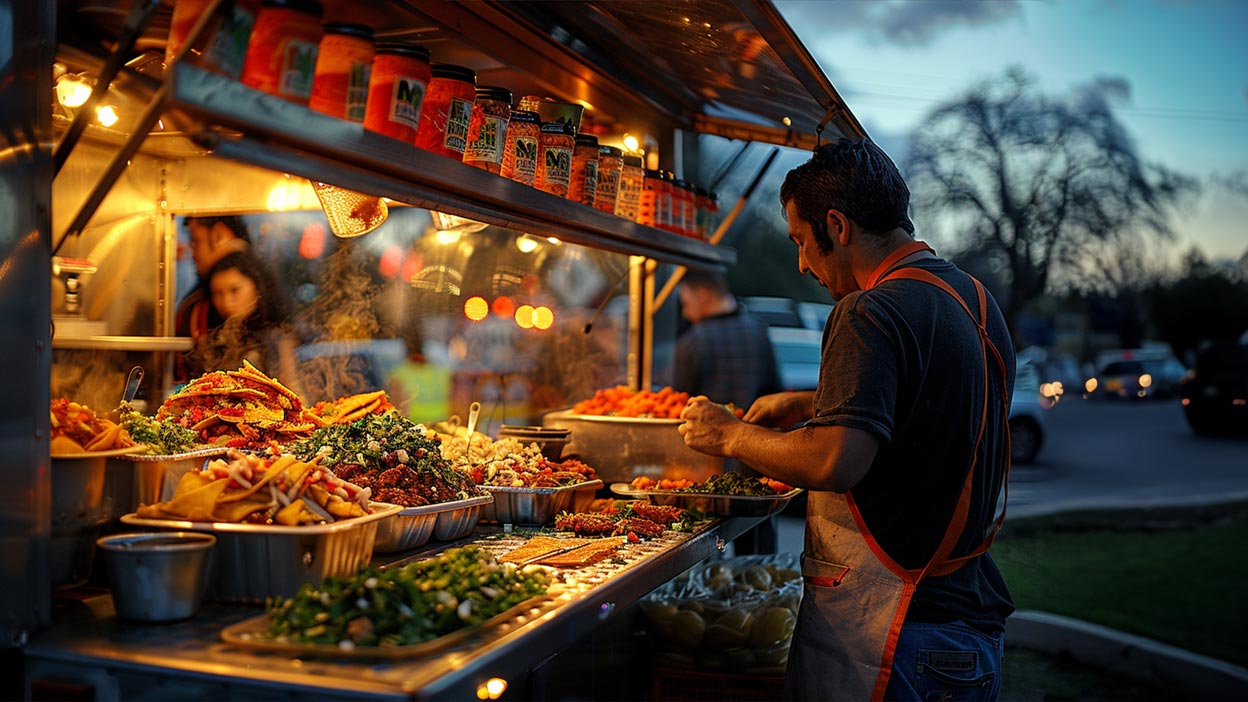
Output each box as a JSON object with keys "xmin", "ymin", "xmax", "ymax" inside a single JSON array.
[{"xmin": 904, "ymin": 68, "xmax": 1197, "ymax": 330}]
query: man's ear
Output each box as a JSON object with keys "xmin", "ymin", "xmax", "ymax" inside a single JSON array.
[{"xmin": 826, "ymin": 209, "xmax": 853, "ymax": 246}]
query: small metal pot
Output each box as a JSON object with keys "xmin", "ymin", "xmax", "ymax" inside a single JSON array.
[
  {"xmin": 497, "ymin": 425, "xmax": 572, "ymax": 460},
  {"xmin": 97, "ymin": 532, "xmax": 216, "ymax": 623}
]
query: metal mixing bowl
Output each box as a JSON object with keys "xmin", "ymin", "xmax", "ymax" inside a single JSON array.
[{"xmin": 97, "ymin": 532, "xmax": 216, "ymax": 622}]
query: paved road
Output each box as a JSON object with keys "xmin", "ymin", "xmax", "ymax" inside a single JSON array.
[{"xmin": 1008, "ymin": 397, "xmax": 1248, "ymax": 517}]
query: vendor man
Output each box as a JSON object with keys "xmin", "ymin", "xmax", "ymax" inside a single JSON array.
[{"xmin": 678, "ymin": 138, "xmax": 1015, "ymax": 701}]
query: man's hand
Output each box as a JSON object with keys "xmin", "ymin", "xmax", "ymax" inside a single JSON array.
[
  {"xmin": 743, "ymin": 391, "xmax": 813, "ymax": 429},
  {"xmin": 678, "ymin": 395, "xmax": 741, "ymax": 457}
]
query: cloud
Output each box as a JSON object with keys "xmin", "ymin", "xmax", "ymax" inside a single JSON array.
[{"xmin": 776, "ymin": 0, "xmax": 1023, "ymax": 46}]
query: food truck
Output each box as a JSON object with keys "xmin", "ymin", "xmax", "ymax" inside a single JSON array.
[{"xmin": 1, "ymin": 1, "xmax": 865, "ymax": 698}]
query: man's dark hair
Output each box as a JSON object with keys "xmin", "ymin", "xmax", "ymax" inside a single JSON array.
[
  {"xmin": 681, "ymin": 268, "xmax": 731, "ymax": 297},
  {"xmin": 183, "ymin": 215, "xmax": 253, "ymax": 245},
  {"xmin": 779, "ymin": 138, "xmax": 914, "ymax": 251}
]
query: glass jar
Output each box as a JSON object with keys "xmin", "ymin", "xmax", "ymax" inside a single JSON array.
[
  {"xmin": 166, "ymin": 0, "xmax": 258, "ymax": 79},
  {"xmin": 676, "ymin": 179, "xmax": 696, "ymax": 237},
  {"xmin": 309, "ymin": 23, "xmax": 374, "ymax": 121},
  {"xmin": 240, "ymin": 0, "xmax": 324, "ymax": 105},
  {"xmin": 615, "ymin": 154, "xmax": 644, "ymax": 221},
  {"xmin": 536, "ymin": 121, "xmax": 575, "ymax": 198},
  {"xmin": 640, "ymin": 169, "xmax": 669, "ymax": 229},
  {"xmin": 501, "ymin": 110, "xmax": 540, "ymax": 186},
  {"xmin": 362, "ymin": 42, "xmax": 431, "ymax": 143},
  {"xmin": 415, "ymin": 64, "xmax": 477, "ymax": 157},
  {"xmin": 694, "ymin": 186, "xmax": 710, "ymax": 239},
  {"xmin": 594, "ymin": 146, "xmax": 623, "ymax": 215},
  {"xmin": 568, "ymin": 134, "xmax": 599, "ymax": 207},
  {"xmin": 463, "ymin": 86, "xmax": 513, "ymax": 173}
]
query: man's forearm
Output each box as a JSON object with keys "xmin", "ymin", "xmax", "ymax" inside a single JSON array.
[{"xmin": 724, "ymin": 422, "xmax": 875, "ymax": 493}]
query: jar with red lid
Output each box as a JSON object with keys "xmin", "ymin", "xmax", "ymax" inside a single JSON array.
[
  {"xmin": 309, "ymin": 23, "xmax": 374, "ymax": 121},
  {"xmin": 615, "ymin": 154, "xmax": 644, "ymax": 221},
  {"xmin": 240, "ymin": 0, "xmax": 324, "ymax": 105},
  {"xmin": 568, "ymin": 134, "xmax": 599, "ymax": 207},
  {"xmin": 594, "ymin": 146, "xmax": 623, "ymax": 214},
  {"xmin": 166, "ymin": 0, "xmax": 258, "ymax": 79},
  {"xmin": 536, "ymin": 121, "xmax": 575, "ymax": 198},
  {"xmin": 362, "ymin": 42, "xmax": 431, "ymax": 142},
  {"xmin": 500, "ymin": 110, "xmax": 540, "ymax": 186},
  {"xmin": 463, "ymin": 86, "xmax": 513, "ymax": 173},
  {"xmin": 415, "ymin": 64, "xmax": 477, "ymax": 157}
]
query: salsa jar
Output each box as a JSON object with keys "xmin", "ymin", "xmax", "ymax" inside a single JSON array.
[
  {"xmin": 615, "ymin": 154, "xmax": 644, "ymax": 221},
  {"xmin": 308, "ymin": 23, "xmax": 374, "ymax": 121},
  {"xmin": 594, "ymin": 145, "xmax": 623, "ymax": 214},
  {"xmin": 568, "ymin": 134, "xmax": 599, "ymax": 206},
  {"xmin": 500, "ymin": 110, "xmax": 540, "ymax": 186},
  {"xmin": 240, "ymin": 0, "xmax": 324, "ymax": 105},
  {"xmin": 463, "ymin": 86, "xmax": 513, "ymax": 173},
  {"xmin": 362, "ymin": 42, "xmax": 431, "ymax": 142},
  {"xmin": 676, "ymin": 179, "xmax": 697, "ymax": 237},
  {"xmin": 640, "ymin": 169, "xmax": 666, "ymax": 228},
  {"xmin": 535, "ymin": 121, "xmax": 575, "ymax": 198},
  {"xmin": 415, "ymin": 64, "xmax": 477, "ymax": 157},
  {"xmin": 166, "ymin": 0, "xmax": 258, "ymax": 79}
]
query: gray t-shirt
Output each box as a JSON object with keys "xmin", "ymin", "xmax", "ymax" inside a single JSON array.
[{"xmin": 807, "ymin": 257, "xmax": 1015, "ymax": 631}]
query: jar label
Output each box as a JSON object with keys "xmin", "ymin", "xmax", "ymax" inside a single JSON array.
[
  {"xmin": 204, "ymin": 5, "xmax": 255, "ymax": 78},
  {"xmin": 543, "ymin": 146, "xmax": 572, "ymax": 187},
  {"xmin": 466, "ymin": 115, "xmax": 506, "ymax": 164},
  {"xmin": 279, "ymin": 39, "xmax": 318, "ymax": 99},
  {"xmin": 584, "ymin": 160, "xmax": 599, "ymax": 198},
  {"xmin": 596, "ymin": 168, "xmax": 619, "ymax": 199},
  {"xmin": 515, "ymin": 136, "xmax": 538, "ymax": 181},
  {"xmin": 389, "ymin": 75, "xmax": 427, "ymax": 130},
  {"xmin": 617, "ymin": 173, "xmax": 642, "ymax": 218},
  {"xmin": 442, "ymin": 97, "xmax": 474, "ymax": 154},
  {"xmin": 345, "ymin": 61, "xmax": 371, "ymax": 122}
]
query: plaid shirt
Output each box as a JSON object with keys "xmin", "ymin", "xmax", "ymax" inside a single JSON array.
[{"xmin": 672, "ymin": 307, "xmax": 780, "ymax": 407}]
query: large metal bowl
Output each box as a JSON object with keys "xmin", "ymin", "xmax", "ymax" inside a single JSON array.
[{"xmin": 97, "ymin": 532, "xmax": 217, "ymax": 623}]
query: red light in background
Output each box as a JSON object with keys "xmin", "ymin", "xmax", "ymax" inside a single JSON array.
[
  {"xmin": 492, "ymin": 296, "xmax": 515, "ymax": 319},
  {"xmin": 401, "ymin": 252, "xmax": 423, "ymax": 283},
  {"xmin": 298, "ymin": 222, "xmax": 327, "ymax": 259},
  {"xmin": 465, "ymin": 296, "xmax": 489, "ymax": 321},
  {"xmin": 378, "ymin": 245, "xmax": 404, "ymax": 278}
]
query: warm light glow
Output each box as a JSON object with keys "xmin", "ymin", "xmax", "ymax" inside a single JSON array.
[
  {"xmin": 492, "ymin": 296, "xmax": 515, "ymax": 319},
  {"xmin": 515, "ymin": 235, "xmax": 539, "ymax": 253},
  {"xmin": 266, "ymin": 176, "xmax": 317, "ymax": 211},
  {"xmin": 476, "ymin": 677, "xmax": 508, "ymax": 700},
  {"xmin": 623, "ymin": 134, "xmax": 640, "ymax": 152},
  {"xmin": 1138, "ymin": 373, "xmax": 1153, "ymax": 389},
  {"xmin": 96, "ymin": 104, "xmax": 119, "ymax": 127},
  {"xmin": 464, "ymin": 296, "xmax": 489, "ymax": 322},
  {"xmin": 1085, "ymin": 378, "xmax": 1098, "ymax": 393},
  {"xmin": 56, "ymin": 75, "xmax": 92, "ymax": 107},
  {"xmin": 547, "ymin": 237, "xmax": 561, "ymax": 245},
  {"xmin": 430, "ymin": 210, "xmax": 488, "ymax": 233},
  {"xmin": 378, "ymin": 245, "xmax": 404, "ymax": 279},
  {"xmin": 533, "ymin": 306, "xmax": 554, "ymax": 330},
  {"xmin": 782, "ymin": 116, "xmax": 792, "ymax": 127},
  {"xmin": 514, "ymin": 305, "xmax": 535, "ymax": 329},
  {"xmin": 435, "ymin": 229, "xmax": 461, "ymax": 245}
]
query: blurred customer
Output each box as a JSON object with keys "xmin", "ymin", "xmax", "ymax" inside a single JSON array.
[
  {"xmin": 191, "ymin": 251, "xmax": 301, "ymax": 392},
  {"xmin": 673, "ymin": 268, "xmax": 781, "ymax": 554},
  {"xmin": 175, "ymin": 216, "xmax": 251, "ymax": 383},
  {"xmin": 387, "ymin": 326, "xmax": 453, "ymax": 424}
]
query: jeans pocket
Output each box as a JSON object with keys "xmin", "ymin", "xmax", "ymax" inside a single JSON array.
[{"xmin": 915, "ymin": 662, "xmax": 996, "ymax": 701}]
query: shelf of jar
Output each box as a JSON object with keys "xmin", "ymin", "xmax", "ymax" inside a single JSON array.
[{"xmin": 166, "ymin": 64, "xmax": 734, "ymax": 270}]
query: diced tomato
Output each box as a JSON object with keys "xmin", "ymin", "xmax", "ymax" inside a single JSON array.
[{"xmin": 627, "ymin": 532, "xmax": 639, "ymax": 543}]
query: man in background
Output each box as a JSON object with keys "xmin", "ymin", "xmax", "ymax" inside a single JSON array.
[
  {"xmin": 174, "ymin": 215, "xmax": 250, "ymax": 381},
  {"xmin": 674, "ymin": 268, "xmax": 781, "ymax": 553}
]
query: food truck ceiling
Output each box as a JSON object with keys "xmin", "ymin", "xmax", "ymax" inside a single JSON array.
[{"xmin": 57, "ymin": 0, "xmax": 866, "ymax": 150}]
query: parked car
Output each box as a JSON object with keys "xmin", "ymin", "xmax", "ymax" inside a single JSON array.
[
  {"xmin": 1009, "ymin": 359, "xmax": 1046, "ymax": 464},
  {"xmin": 1084, "ymin": 353, "xmax": 1188, "ymax": 400},
  {"xmin": 741, "ymin": 296, "xmax": 803, "ymax": 328},
  {"xmin": 767, "ymin": 326, "xmax": 822, "ymax": 391},
  {"xmin": 1179, "ymin": 331, "xmax": 1248, "ymax": 436},
  {"xmin": 796, "ymin": 301, "xmax": 834, "ymax": 332}
]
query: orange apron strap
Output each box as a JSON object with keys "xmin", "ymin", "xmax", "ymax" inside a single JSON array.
[{"xmin": 864, "ymin": 240, "xmax": 934, "ymax": 289}]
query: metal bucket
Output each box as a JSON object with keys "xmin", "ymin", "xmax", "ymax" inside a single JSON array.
[{"xmin": 97, "ymin": 532, "xmax": 217, "ymax": 622}]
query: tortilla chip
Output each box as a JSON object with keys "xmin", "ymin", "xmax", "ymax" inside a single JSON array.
[
  {"xmin": 191, "ymin": 415, "xmax": 221, "ymax": 431},
  {"xmin": 275, "ymin": 499, "xmax": 312, "ymax": 526},
  {"xmin": 50, "ymin": 435, "xmax": 84, "ymax": 454},
  {"xmin": 326, "ymin": 497, "xmax": 364, "ymax": 519},
  {"xmin": 214, "ymin": 498, "xmax": 270, "ymax": 522},
  {"xmin": 162, "ymin": 478, "xmax": 230, "ymax": 521},
  {"xmin": 218, "ymin": 455, "xmax": 296, "ymax": 503}
]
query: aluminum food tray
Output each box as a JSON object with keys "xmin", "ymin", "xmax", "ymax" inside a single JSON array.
[
  {"xmin": 119, "ymin": 503, "xmax": 403, "ymax": 603},
  {"xmin": 480, "ymin": 479, "xmax": 604, "ymax": 525},
  {"xmin": 109, "ymin": 446, "xmax": 229, "ymax": 510},
  {"xmin": 610, "ymin": 483, "xmax": 804, "ymax": 517},
  {"xmin": 373, "ymin": 494, "xmax": 494, "ymax": 553}
]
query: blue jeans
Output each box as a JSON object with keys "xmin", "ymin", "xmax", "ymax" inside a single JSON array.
[{"xmin": 884, "ymin": 620, "xmax": 1004, "ymax": 701}]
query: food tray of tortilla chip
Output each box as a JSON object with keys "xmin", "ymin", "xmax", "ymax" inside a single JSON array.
[
  {"xmin": 609, "ymin": 483, "xmax": 803, "ymax": 518},
  {"xmin": 480, "ymin": 479, "xmax": 603, "ymax": 526},
  {"xmin": 372, "ymin": 494, "xmax": 494, "ymax": 553}
]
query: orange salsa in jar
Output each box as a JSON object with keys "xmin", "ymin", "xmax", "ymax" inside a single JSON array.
[
  {"xmin": 362, "ymin": 42, "xmax": 431, "ymax": 143},
  {"xmin": 463, "ymin": 86, "xmax": 513, "ymax": 173},
  {"xmin": 309, "ymin": 23, "xmax": 374, "ymax": 121},
  {"xmin": 500, "ymin": 110, "xmax": 540, "ymax": 186},
  {"xmin": 240, "ymin": 0, "xmax": 324, "ymax": 105},
  {"xmin": 535, "ymin": 121, "xmax": 575, "ymax": 198},
  {"xmin": 415, "ymin": 64, "xmax": 477, "ymax": 158}
]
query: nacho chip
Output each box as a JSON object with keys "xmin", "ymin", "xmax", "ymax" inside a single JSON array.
[
  {"xmin": 275, "ymin": 499, "xmax": 312, "ymax": 526},
  {"xmin": 161, "ymin": 477, "xmax": 230, "ymax": 521},
  {"xmin": 214, "ymin": 498, "xmax": 269, "ymax": 522},
  {"xmin": 50, "ymin": 435, "xmax": 84, "ymax": 454}
]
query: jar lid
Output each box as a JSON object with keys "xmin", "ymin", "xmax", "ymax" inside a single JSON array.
[
  {"xmin": 575, "ymin": 134, "xmax": 600, "ymax": 147},
  {"xmin": 540, "ymin": 121, "xmax": 576, "ymax": 136},
  {"xmin": 623, "ymin": 155, "xmax": 643, "ymax": 167},
  {"xmin": 475, "ymin": 86, "xmax": 513, "ymax": 104},
  {"xmin": 598, "ymin": 145, "xmax": 622, "ymax": 158},
  {"xmin": 510, "ymin": 110, "xmax": 540, "ymax": 124},
  {"xmin": 262, "ymin": 0, "xmax": 324, "ymax": 16},
  {"xmin": 431, "ymin": 64, "xmax": 477, "ymax": 85},
  {"xmin": 374, "ymin": 42, "xmax": 430, "ymax": 61},
  {"xmin": 322, "ymin": 23, "xmax": 373, "ymax": 40},
  {"xmin": 644, "ymin": 169, "xmax": 664, "ymax": 179}
]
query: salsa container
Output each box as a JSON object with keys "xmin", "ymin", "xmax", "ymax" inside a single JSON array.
[
  {"xmin": 372, "ymin": 494, "xmax": 493, "ymax": 553},
  {"xmin": 609, "ymin": 483, "xmax": 803, "ymax": 517},
  {"xmin": 480, "ymin": 479, "xmax": 603, "ymax": 525},
  {"xmin": 119, "ymin": 502, "xmax": 403, "ymax": 603}
]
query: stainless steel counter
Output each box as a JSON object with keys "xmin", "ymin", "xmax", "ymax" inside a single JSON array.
[{"xmin": 24, "ymin": 517, "xmax": 764, "ymax": 701}]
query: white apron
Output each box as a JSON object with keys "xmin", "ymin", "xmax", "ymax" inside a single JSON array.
[{"xmin": 785, "ymin": 242, "xmax": 1011, "ymax": 701}]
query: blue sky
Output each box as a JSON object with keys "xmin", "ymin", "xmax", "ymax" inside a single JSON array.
[{"xmin": 775, "ymin": 0, "xmax": 1248, "ymax": 263}]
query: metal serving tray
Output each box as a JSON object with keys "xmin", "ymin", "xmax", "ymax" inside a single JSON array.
[
  {"xmin": 480, "ymin": 479, "xmax": 604, "ymax": 525},
  {"xmin": 373, "ymin": 494, "xmax": 493, "ymax": 553},
  {"xmin": 119, "ymin": 503, "xmax": 403, "ymax": 603},
  {"xmin": 108, "ymin": 447, "xmax": 229, "ymax": 511},
  {"xmin": 609, "ymin": 483, "xmax": 804, "ymax": 517}
]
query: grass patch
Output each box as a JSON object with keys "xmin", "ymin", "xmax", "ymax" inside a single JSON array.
[{"xmin": 993, "ymin": 501, "xmax": 1248, "ymax": 667}]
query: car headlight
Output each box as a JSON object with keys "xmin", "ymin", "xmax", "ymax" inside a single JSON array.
[
  {"xmin": 1085, "ymin": 378, "xmax": 1098, "ymax": 393},
  {"xmin": 1138, "ymin": 373, "xmax": 1153, "ymax": 389}
]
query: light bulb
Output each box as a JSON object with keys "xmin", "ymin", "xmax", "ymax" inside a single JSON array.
[{"xmin": 96, "ymin": 105, "xmax": 119, "ymax": 127}]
